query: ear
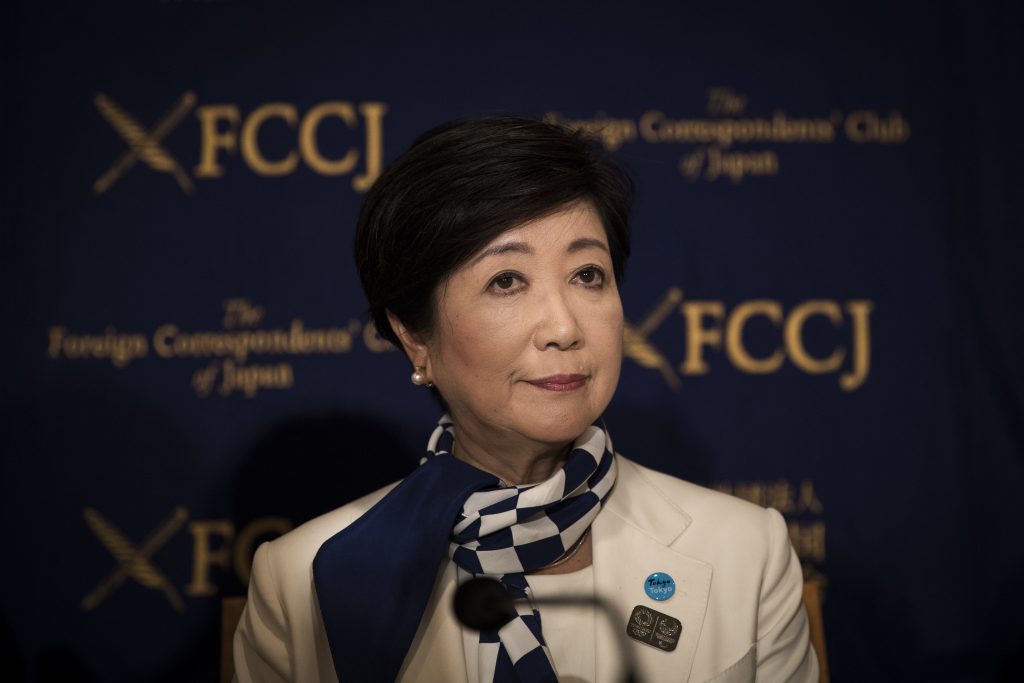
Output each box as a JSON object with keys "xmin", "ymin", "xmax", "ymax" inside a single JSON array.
[{"xmin": 386, "ymin": 310, "xmax": 432, "ymax": 376}]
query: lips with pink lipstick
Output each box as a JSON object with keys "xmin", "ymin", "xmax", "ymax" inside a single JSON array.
[{"xmin": 525, "ymin": 374, "xmax": 589, "ymax": 392}]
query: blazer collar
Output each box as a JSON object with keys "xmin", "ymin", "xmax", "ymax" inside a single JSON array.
[
  {"xmin": 592, "ymin": 456, "xmax": 713, "ymax": 683},
  {"xmin": 603, "ymin": 456, "xmax": 694, "ymax": 545}
]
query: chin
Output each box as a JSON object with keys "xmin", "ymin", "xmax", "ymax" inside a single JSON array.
[{"xmin": 519, "ymin": 405, "xmax": 602, "ymax": 446}]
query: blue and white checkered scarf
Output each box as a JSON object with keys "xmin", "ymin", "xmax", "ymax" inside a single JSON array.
[{"xmin": 427, "ymin": 415, "xmax": 617, "ymax": 682}]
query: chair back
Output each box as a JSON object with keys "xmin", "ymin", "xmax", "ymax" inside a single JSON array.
[
  {"xmin": 803, "ymin": 580, "xmax": 830, "ymax": 683},
  {"xmin": 221, "ymin": 596, "xmax": 247, "ymax": 683}
]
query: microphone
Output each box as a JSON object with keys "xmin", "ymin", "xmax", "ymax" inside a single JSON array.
[
  {"xmin": 453, "ymin": 575, "xmax": 516, "ymax": 631},
  {"xmin": 453, "ymin": 577, "xmax": 643, "ymax": 683}
]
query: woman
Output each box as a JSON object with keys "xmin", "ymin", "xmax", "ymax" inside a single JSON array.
[{"xmin": 234, "ymin": 117, "xmax": 817, "ymax": 683}]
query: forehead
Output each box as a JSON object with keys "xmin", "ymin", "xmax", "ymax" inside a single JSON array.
[{"xmin": 477, "ymin": 202, "xmax": 608, "ymax": 254}]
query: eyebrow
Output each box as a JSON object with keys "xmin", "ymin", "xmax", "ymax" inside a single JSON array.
[
  {"xmin": 471, "ymin": 241, "xmax": 533, "ymax": 264},
  {"xmin": 567, "ymin": 237, "xmax": 610, "ymax": 255},
  {"xmin": 472, "ymin": 237, "xmax": 609, "ymax": 264}
]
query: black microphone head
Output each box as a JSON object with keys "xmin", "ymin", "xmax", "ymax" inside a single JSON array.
[{"xmin": 453, "ymin": 577, "xmax": 515, "ymax": 631}]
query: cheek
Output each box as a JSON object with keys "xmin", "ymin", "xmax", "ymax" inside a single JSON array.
[
  {"xmin": 597, "ymin": 298, "xmax": 625, "ymax": 353},
  {"xmin": 435, "ymin": 307, "xmax": 526, "ymax": 382},
  {"xmin": 583, "ymin": 298, "xmax": 625, "ymax": 376}
]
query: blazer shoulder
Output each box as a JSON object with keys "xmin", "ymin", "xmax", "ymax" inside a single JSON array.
[
  {"xmin": 236, "ymin": 481, "xmax": 403, "ymax": 683},
  {"xmin": 261, "ymin": 479, "xmax": 402, "ymax": 577},
  {"xmin": 619, "ymin": 455, "xmax": 767, "ymax": 520},
  {"xmin": 615, "ymin": 455, "xmax": 776, "ymax": 554}
]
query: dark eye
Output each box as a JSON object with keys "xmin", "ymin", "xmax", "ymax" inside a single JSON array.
[
  {"xmin": 575, "ymin": 267, "xmax": 605, "ymax": 286},
  {"xmin": 488, "ymin": 272, "xmax": 525, "ymax": 295},
  {"xmin": 494, "ymin": 274, "xmax": 516, "ymax": 289}
]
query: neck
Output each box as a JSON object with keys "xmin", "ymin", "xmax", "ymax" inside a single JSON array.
[{"xmin": 451, "ymin": 424, "xmax": 571, "ymax": 485}]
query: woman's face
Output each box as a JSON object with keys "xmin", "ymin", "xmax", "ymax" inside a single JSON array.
[{"xmin": 419, "ymin": 201, "xmax": 624, "ymax": 453}]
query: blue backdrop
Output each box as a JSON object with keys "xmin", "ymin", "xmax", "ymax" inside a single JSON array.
[{"xmin": 2, "ymin": 1, "xmax": 1022, "ymax": 681}]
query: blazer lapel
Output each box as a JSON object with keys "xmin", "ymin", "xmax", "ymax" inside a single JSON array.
[
  {"xmin": 593, "ymin": 457, "xmax": 713, "ymax": 683},
  {"xmin": 397, "ymin": 561, "xmax": 469, "ymax": 683}
]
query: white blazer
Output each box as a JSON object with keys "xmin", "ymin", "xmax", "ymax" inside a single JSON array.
[{"xmin": 234, "ymin": 456, "xmax": 818, "ymax": 683}]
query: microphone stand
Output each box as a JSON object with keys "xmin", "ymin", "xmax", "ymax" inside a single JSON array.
[{"xmin": 454, "ymin": 577, "xmax": 642, "ymax": 683}]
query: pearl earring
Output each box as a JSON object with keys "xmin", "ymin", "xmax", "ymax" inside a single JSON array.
[{"xmin": 411, "ymin": 367, "xmax": 427, "ymax": 385}]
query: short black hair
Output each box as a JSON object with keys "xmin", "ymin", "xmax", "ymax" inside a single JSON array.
[{"xmin": 353, "ymin": 116, "xmax": 633, "ymax": 350}]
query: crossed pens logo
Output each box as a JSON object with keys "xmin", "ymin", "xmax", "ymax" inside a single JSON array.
[
  {"xmin": 623, "ymin": 288, "xmax": 684, "ymax": 390},
  {"xmin": 81, "ymin": 506, "xmax": 189, "ymax": 613},
  {"xmin": 92, "ymin": 91, "xmax": 387, "ymax": 195},
  {"xmin": 94, "ymin": 92, "xmax": 197, "ymax": 195}
]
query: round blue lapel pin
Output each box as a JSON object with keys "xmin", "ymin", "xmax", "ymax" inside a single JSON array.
[{"xmin": 644, "ymin": 572, "xmax": 676, "ymax": 601}]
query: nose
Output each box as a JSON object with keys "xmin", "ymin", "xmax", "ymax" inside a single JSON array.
[{"xmin": 533, "ymin": 288, "xmax": 583, "ymax": 351}]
